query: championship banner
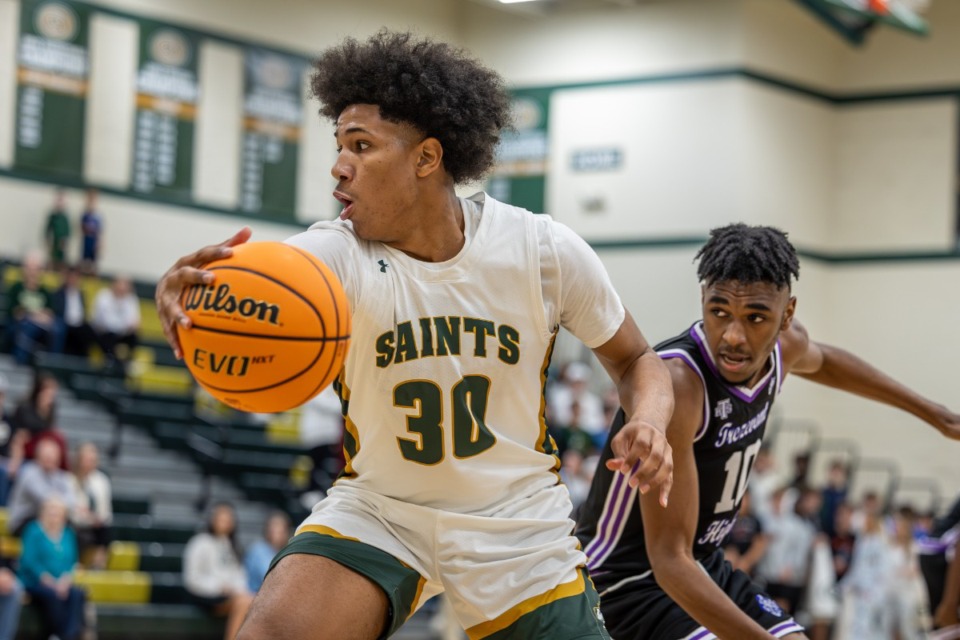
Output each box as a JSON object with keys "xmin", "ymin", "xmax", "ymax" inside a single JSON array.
[
  {"xmin": 14, "ymin": 0, "xmax": 91, "ymax": 179},
  {"xmin": 240, "ymin": 48, "xmax": 307, "ymax": 222},
  {"xmin": 489, "ymin": 87, "xmax": 551, "ymax": 214},
  {"xmin": 132, "ymin": 22, "xmax": 199, "ymax": 201}
]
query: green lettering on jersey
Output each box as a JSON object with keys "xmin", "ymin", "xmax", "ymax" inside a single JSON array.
[
  {"xmin": 418, "ymin": 318, "xmax": 435, "ymax": 357},
  {"xmin": 497, "ymin": 324, "xmax": 520, "ymax": 365},
  {"xmin": 394, "ymin": 321, "xmax": 419, "ymax": 364},
  {"xmin": 464, "ymin": 318, "xmax": 495, "ymax": 358},
  {"xmin": 375, "ymin": 331, "xmax": 395, "ymax": 368},
  {"xmin": 434, "ymin": 317, "xmax": 461, "ymax": 357}
]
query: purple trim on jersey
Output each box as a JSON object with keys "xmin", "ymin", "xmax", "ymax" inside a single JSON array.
[
  {"xmin": 769, "ymin": 620, "xmax": 805, "ymax": 637},
  {"xmin": 930, "ymin": 623, "xmax": 960, "ymax": 640},
  {"xmin": 690, "ymin": 323, "xmax": 776, "ymax": 403},
  {"xmin": 683, "ymin": 617, "xmax": 801, "ymax": 639},
  {"xmin": 774, "ymin": 341, "xmax": 785, "ymax": 393},
  {"xmin": 660, "ymin": 349, "xmax": 711, "ymax": 442},
  {"xmin": 584, "ymin": 464, "xmax": 636, "ymax": 571},
  {"xmin": 918, "ymin": 524, "xmax": 960, "ymax": 555}
]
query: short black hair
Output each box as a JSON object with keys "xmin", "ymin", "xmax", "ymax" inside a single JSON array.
[
  {"xmin": 695, "ymin": 223, "xmax": 800, "ymax": 289},
  {"xmin": 310, "ymin": 30, "xmax": 511, "ymax": 185}
]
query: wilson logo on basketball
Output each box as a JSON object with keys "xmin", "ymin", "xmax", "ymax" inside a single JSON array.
[{"xmin": 184, "ymin": 283, "xmax": 281, "ymax": 325}]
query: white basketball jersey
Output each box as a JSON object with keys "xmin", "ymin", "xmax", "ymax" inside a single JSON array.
[{"xmin": 288, "ymin": 193, "xmax": 623, "ymax": 514}]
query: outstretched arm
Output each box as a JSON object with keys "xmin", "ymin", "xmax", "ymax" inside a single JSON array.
[
  {"xmin": 781, "ymin": 319, "xmax": 960, "ymax": 440},
  {"xmin": 642, "ymin": 359, "xmax": 775, "ymax": 640},
  {"xmin": 593, "ymin": 310, "xmax": 674, "ymax": 506}
]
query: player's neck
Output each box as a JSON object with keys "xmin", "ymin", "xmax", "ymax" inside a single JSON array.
[{"xmin": 388, "ymin": 188, "xmax": 465, "ymax": 263}]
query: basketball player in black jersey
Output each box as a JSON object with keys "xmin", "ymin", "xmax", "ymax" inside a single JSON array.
[{"xmin": 576, "ymin": 224, "xmax": 960, "ymax": 640}]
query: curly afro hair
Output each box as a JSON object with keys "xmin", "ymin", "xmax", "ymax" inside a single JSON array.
[
  {"xmin": 310, "ymin": 30, "xmax": 511, "ymax": 185},
  {"xmin": 695, "ymin": 223, "xmax": 800, "ymax": 290}
]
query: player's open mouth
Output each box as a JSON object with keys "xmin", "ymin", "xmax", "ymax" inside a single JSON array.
[
  {"xmin": 334, "ymin": 191, "xmax": 354, "ymax": 220},
  {"xmin": 719, "ymin": 352, "xmax": 750, "ymax": 372}
]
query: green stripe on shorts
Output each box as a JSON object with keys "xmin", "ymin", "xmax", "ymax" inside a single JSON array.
[
  {"xmin": 269, "ymin": 531, "xmax": 425, "ymax": 638},
  {"xmin": 482, "ymin": 569, "xmax": 611, "ymax": 640}
]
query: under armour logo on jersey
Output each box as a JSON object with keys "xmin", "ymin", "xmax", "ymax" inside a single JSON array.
[
  {"xmin": 714, "ymin": 399, "xmax": 733, "ymax": 420},
  {"xmin": 378, "ymin": 259, "xmax": 389, "ymax": 273}
]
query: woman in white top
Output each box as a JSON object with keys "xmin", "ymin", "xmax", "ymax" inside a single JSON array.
[
  {"xmin": 183, "ymin": 502, "xmax": 254, "ymax": 640},
  {"xmin": 69, "ymin": 442, "xmax": 112, "ymax": 569},
  {"xmin": 91, "ymin": 276, "xmax": 140, "ymax": 368}
]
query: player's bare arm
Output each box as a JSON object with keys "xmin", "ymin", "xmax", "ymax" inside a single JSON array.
[
  {"xmin": 593, "ymin": 309, "xmax": 675, "ymax": 506},
  {"xmin": 641, "ymin": 358, "xmax": 781, "ymax": 640},
  {"xmin": 154, "ymin": 227, "xmax": 252, "ymax": 359},
  {"xmin": 780, "ymin": 318, "xmax": 960, "ymax": 440}
]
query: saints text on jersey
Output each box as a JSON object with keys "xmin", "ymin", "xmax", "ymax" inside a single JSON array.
[{"xmin": 375, "ymin": 316, "xmax": 521, "ymax": 368}]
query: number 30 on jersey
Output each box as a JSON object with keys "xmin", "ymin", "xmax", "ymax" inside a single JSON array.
[{"xmin": 394, "ymin": 375, "xmax": 497, "ymax": 465}]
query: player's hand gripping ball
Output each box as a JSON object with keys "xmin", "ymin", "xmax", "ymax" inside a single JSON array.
[{"xmin": 177, "ymin": 242, "xmax": 351, "ymax": 413}]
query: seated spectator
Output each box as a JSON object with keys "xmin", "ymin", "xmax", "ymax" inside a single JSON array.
[
  {"xmin": 559, "ymin": 449, "xmax": 593, "ymax": 512},
  {"xmin": 299, "ymin": 386, "xmax": 344, "ymax": 497},
  {"xmin": 7, "ymin": 439, "xmax": 75, "ymax": 536},
  {"xmin": 19, "ymin": 497, "xmax": 86, "ymax": 640},
  {"xmin": 757, "ymin": 486, "xmax": 818, "ymax": 615},
  {"xmin": 0, "ymin": 376, "xmax": 27, "ymax": 506},
  {"xmin": 547, "ymin": 361, "xmax": 606, "ymax": 437},
  {"xmin": 747, "ymin": 445, "xmax": 779, "ymax": 523},
  {"xmin": 820, "ymin": 459, "xmax": 850, "ymax": 538},
  {"xmin": 831, "ymin": 502, "xmax": 857, "ymax": 583},
  {"xmin": 12, "ymin": 371, "xmax": 69, "ymax": 469},
  {"xmin": 6, "ymin": 251, "xmax": 58, "ymax": 365},
  {"xmin": 91, "ymin": 276, "xmax": 140, "ymax": 371},
  {"xmin": 0, "ymin": 564, "xmax": 22, "ymax": 640},
  {"xmin": 851, "ymin": 490, "xmax": 883, "ymax": 534},
  {"xmin": 244, "ymin": 511, "xmax": 291, "ymax": 593},
  {"xmin": 553, "ymin": 400, "xmax": 597, "ymax": 458},
  {"xmin": 836, "ymin": 505, "xmax": 894, "ymax": 639},
  {"xmin": 183, "ymin": 502, "xmax": 254, "ymax": 640},
  {"xmin": 889, "ymin": 506, "xmax": 928, "ymax": 640},
  {"xmin": 52, "ymin": 265, "xmax": 97, "ymax": 358},
  {"xmin": 723, "ymin": 489, "xmax": 768, "ymax": 578},
  {"xmin": 69, "ymin": 442, "xmax": 112, "ymax": 569}
]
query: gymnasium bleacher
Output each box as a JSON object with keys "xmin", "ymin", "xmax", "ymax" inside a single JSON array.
[{"xmin": 0, "ymin": 261, "xmax": 439, "ymax": 639}]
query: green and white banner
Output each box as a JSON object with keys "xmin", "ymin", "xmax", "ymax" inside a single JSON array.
[
  {"xmin": 489, "ymin": 87, "xmax": 551, "ymax": 214},
  {"xmin": 15, "ymin": 0, "xmax": 91, "ymax": 179},
  {"xmin": 239, "ymin": 48, "xmax": 307, "ymax": 222},
  {"xmin": 131, "ymin": 22, "xmax": 199, "ymax": 202}
]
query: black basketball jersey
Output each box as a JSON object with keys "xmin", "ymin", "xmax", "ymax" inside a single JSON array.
[
  {"xmin": 576, "ymin": 321, "xmax": 784, "ymax": 584},
  {"xmin": 919, "ymin": 495, "xmax": 960, "ymax": 612},
  {"xmin": 926, "ymin": 495, "xmax": 960, "ymax": 548}
]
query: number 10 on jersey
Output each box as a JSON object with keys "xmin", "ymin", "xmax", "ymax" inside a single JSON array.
[
  {"xmin": 394, "ymin": 375, "xmax": 497, "ymax": 465},
  {"xmin": 714, "ymin": 440, "xmax": 763, "ymax": 514}
]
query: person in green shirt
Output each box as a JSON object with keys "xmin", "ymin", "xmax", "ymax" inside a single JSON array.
[
  {"xmin": 44, "ymin": 190, "xmax": 71, "ymax": 270},
  {"xmin": 6, "ymin": 252, "xmax": 57, "ymax": 365}
]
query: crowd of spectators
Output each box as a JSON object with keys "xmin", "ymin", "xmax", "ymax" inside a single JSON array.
[
  {"xmin": 183, "ymin": 503, "xmax": 293, "ymax": 640},
  {"xmin": 734, "ymin": 453, "xmax": 952, "ymax": 640},
  {"xmin": 0, "ymin": 367, "xmax": 117, "ymax": 639},
  {"xmin": 3, "ymin": 252, "xmax": 140, "ymax": 372}
]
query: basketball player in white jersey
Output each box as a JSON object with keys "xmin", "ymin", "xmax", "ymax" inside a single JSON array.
[{"xmin": 156, "ymin": 31, "xmax": 674, "ymax": 639}]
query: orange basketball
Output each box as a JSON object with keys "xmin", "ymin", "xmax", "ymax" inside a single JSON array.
[{"xmin": 176, "ymin": 241, "xmax": 351, "ymax": 413}]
